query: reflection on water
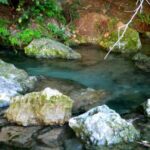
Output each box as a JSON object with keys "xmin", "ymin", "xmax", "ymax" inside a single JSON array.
[{"xmin": 0, "ymin": 45, "xmax": 149, "ymax": 114}]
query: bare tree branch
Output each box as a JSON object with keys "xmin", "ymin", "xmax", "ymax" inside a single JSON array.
[
  {"xmin": 104, "ymin": 0, "xmax": 149, "ymax": 60},
  {"xmin": 146, "ymin": 0, "xmax": 150, "ymax": 5}
]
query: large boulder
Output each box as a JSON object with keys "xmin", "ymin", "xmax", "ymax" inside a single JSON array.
[
  {"xmin": 25, "ymin": 38, "xmax": 81, "ymax": 59},
  {"xmin": 0, "ymin": 59, "xmax": 36, "ymax": 107},
  {"xmin": 5, "ymin": 87, "xmax": 73, "ymax": 126},
  {"xmin": 133, "ymin": 53, "xmax": 150, "ymax": 72},
  {"xmin": 99, "ymin": 27, "xmax": 141, "ymax": 53},
  {"xmin": 69, "ymin": 105, "xmax": 140, "ymax": 149}
]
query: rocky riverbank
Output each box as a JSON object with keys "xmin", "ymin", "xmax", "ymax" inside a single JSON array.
[
  {"xmin": 0, "ymin": 91, "xmax": 150, "ymax": 150},
  {"xmin": 0, "ymin": 0, "xmax": 149, "ymax": 149},
  {"xmin": 0, "ymin": 65, "xmax": 149, "ymax": 150}
]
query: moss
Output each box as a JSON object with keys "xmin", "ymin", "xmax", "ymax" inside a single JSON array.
[
  {"xmin": 25, "ymin": 47, "xmax": 68, "ymax": 59},
  {"xmin": 48, "ymin": 95, "xmax": 73, "ymax": 108},
  {"xmin": 11, "ymin": 90, "xmax": 73, "ymax": 109},
  {"xmin": 99, "ymin": 28, "xmax": 141, "ymax": 53}
]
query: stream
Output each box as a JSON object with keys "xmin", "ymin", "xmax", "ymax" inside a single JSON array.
[
  {"xmin": 0, "ymin": 44, "xmax": 150, "ymax": 150},
  {"xmin": 0, "ymin": 45, "xmax": 149, "ymax": 114}
]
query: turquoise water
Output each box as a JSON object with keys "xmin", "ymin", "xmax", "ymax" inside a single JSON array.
[{"xmin": 0, "ymin": 45, "xmax": 149, "ymax": 114}]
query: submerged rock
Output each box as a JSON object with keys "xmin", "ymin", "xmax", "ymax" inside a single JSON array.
[
  {"xmin": 0, "ymin": 59, "xmax": 36, "ymax": 107},
  {"xmin": 65, "ymin": 138, "xmax": 83, "ymax": 150},
  {"xmin": 25, "ymin": 38, "xmax": 81, "ymax": 59},
  {"xmin": 70, "ymin": 88, "xmax": 107, "ymax": 114},
  {"xmin": 133, "ymin": 53, "xmax": 150, "ymax": 72},
  {"xmin": 5, "ymin": 87, "xmax": 73, "ymax": 126},
  {"xmin": 69, "ymin": 105, "xmax": 140, "ymax": 149}
]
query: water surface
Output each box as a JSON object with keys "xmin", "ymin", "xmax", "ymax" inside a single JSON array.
[{"xmin": 0, "ymin": 45, "xmax": 149, "ymax": 114}]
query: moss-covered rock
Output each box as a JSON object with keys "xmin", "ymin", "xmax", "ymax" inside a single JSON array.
[
  {"xmin": 5, "ymin": 87, "xmax": 73, "ymax": 126},
  {"xmin": 25, "ymin": 38, "xmax": 81, "ymax": 59},
  {"xmin": 0, "ymin": 59, "xmax": 37, "ymax": 107},
  {"xmin": 99, "ymin": 28, "xmax": 141, "ymax": 53}
]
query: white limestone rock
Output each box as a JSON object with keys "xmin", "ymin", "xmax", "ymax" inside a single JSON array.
[
  {"xmin": 0, "ymin": 59, "xmax": 37, "ymax": 107},
  {"xmin": 69, "ymin": 105, "xmax": 140, "ymax": 149}
]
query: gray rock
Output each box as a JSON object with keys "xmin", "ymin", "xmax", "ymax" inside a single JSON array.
[
  {"xmin": 0, "ymin": 59, "xmax": 37, "ymax": 107},
  {"xmin": 133, "ymin": 53, "xmax": 150, "ymax": 72},
  {"xmin": 25, "ymin": 38, "xmax": 81, "ymax": 59},
  {"xmin": 37, "ymin": 127, "xmax": 66, "ymax": 148},
  {"xmin": 5, "ymin": 87, "xmax": 73, "ymax": 126},
  {"xmin": 69, "ymin": 105, "xmax": 140, "ymax": 149},
  {"xmin": 0, "ymin": 118, "xmax": 8, "ymax": 127},
  {"xmin": 65, "ymin": 138, "xmax": 83, "ymax": 150},
  {"xmin": 0, "ymin": 126, "xmax": 40, "ymax": 148}
]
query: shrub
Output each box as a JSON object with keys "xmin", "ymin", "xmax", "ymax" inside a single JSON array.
[
  {"xmin": 47, "ymin": 23, "xmax": 68, "ymax": 41},
  {"xmin": 9, "ymin": 28, "xmax": 42, "ymax": 46},
  {"xmin": 17, "ymin": 0, "xmax": 66, "ymax": 25}
]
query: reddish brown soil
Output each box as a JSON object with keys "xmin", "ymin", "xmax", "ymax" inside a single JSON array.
[
  {"xmin": 0, "ymin": 5, "xmax": 13, "ymax": 21},
  {"xmin": 65, "ymin": 0, "xmax": 150, "ymax": 32}
]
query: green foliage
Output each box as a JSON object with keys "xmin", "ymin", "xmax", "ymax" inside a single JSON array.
[
  {"xmin": 0, "ymin": 18, "xmax": 10, "ymax": 42},
  {"xmin": 0, "ymin": 26, "xmax": 10, "ymax": 41},
  {"xmin": 17, "ymin": 0, "xmax": 66, "ymax": 25},
  {"xmin": 0, "ymin": 18, "xmax": 9, "ymax": 27},
  {"xmin": 9, "ymin": 28, "xmax": 42, "ymax": 46},
  {"xmin": 47, "ymin": 23, "xmax": 68, "ymax": 41},
  {"xmin": 138, "ymin": 13, "xmax": 150, "ymax": 24},
  {"xmin": 0, "ymin": 27, "xmax": 9, "ymax": 37},
  {"xmin": 0, "ymin": 0, "xmax": 8, "ymax": 5},
  {"xmin": 68, "ymin": 0, "xmax": 81, "ymax": 22}
]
